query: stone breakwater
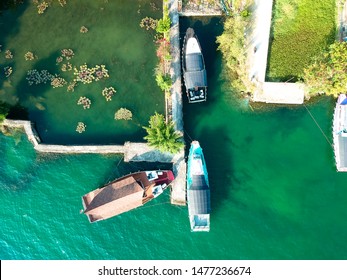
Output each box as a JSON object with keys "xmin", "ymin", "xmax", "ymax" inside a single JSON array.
[{"xmin": 1, "ymin": 119, "xmax": 186, "ymax": 205}]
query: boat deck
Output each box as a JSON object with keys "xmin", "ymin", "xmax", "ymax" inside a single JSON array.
[
  {"xmin": 187, "ymin": 142, "xmax": 211, "ymax": 232},
  {"xmin": 333, "ymin": 95, "xmax": 347, "ymax": 171}
]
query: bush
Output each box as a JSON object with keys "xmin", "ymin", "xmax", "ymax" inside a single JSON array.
[
  {"xmin": 216, "ymin": 3, "xmax": 254, "ymax": 94},
  {"xmin": 156, "ymin": 17, "xmax": 171, "ymax": 34},
  {"xmin": 303, "ymin": 42, "xmax": 347, "ymax": 97},
  {"xmin": 155, "ymin": 72, "xmax": 171, "ymax": 91}
]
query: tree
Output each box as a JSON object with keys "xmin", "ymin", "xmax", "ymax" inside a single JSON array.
[
  {"xmin": 216, "ymin": 2, "xmax": 254, "ymax": 94},
  {"xmin": 303, "ymin": 42, "xmax": 347, "ymax": 97},
  {"xmin": 143, "ymin": 112, "xmax": 184, "ymax": 154}
]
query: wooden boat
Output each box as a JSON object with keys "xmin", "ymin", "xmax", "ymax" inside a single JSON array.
[
  {"xmin": 81, "ymin": 170, "xmax": 175, "ymax": 222},
  {"xmin": 182, "ymin": 28, "xmax": 207, "ymax": 103},
  {"xmin": 187, "ymin": 141, "xmax": 211, "ymax": 231},
  {"xmin": 333, "ymin": 94, "xmax": 347, "ymax": 171}
]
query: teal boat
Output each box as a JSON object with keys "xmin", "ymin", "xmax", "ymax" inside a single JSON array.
[{"xmin": 187, "ymin": 141, "xmax": 211, "ymax": 232}]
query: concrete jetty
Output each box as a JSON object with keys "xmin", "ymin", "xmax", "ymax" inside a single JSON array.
[
  {"xmin": 178, "ymin": 0, "xmax": 223, "ymax": 16},
  {"xmin": 168, "ymin": 0, "xmax": 186, "ymax": 205},
  {"xmin": 2, "ymin": 118, "xmax": 186, "ymax": 205}
]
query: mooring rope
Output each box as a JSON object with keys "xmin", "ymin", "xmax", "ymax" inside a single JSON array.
[
  {"xmin": 304, "ymin": 104, "xmax": 333, "ymax": 148},
  {"xmin": 184, "ymin": 129, "xmax": 193, "ymax": 142}
]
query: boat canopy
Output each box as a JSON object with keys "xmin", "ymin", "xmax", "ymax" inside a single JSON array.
[
  {"xmin": 188, "ymin": 175, "xmax": 211, "ymax": 215},
  {"xmin": 186, "ymin": 53, "xmax": 204, "ymax": 71},
  {"xmin": 184, "ymin": 70, "xmax": 207, "ymax": 89},
  {"xmin": 84, "ymin": 176, "xmax": 144, "ymax": 220},
  {"xmin": 184, "ymin": 50, "xmax": 207, "ymax": 89}
]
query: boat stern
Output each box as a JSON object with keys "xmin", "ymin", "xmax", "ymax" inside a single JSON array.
[{"xmin": 190, "ymin": 214, "xmax": 210, "ymax": 232}]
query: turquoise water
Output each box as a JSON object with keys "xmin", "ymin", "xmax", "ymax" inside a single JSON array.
[{"xmin": 1, "ymin": 16, "xmax": 347, "ymax": 260}]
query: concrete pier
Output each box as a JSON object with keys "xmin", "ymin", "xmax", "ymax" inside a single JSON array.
[
  {"xmin": 168, "ymin": 0, "xmax": 186, "ymax": 205},
  {"xmin": 178, "ymin": 0, "xmax": 223, "ymax": 16},
  {"xmin": 1, "ymin": 119, "xmax": 178, "ymax": 162}
]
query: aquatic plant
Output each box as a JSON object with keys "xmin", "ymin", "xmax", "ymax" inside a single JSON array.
[
  {"xmin": 143, "ymin": 112, "xmax": 184, "ymax": 154},
  {"xmin": 61, "ymin": 48, "xmax": 74, "ymax": 60},
  {"xmin": 80, "ymin": 26, "xmax": 88, "ymax": 33},
  {"xmin": 26, "ymin": 69, "xmax": 54, "ymax": 85},
  {"xmin": 94, "ymin": 65, "xmax": 109, "ymax": 81},
  {"xmin": 61, "ymin": 62, "xmax": 72, "ymax": 72},
  {"xmin": 51, "ymin": 76, "xmax": 67, "ymax": 88},
  {"xmin": 73, "ymin": 64, "xmax": 94, "ymax": 84},
  {"xmin": 140, "ymin": 17, "xmax": 157, "ymax": 30},
  {"xmin": 37, "ymin": 1, "xmax": 48, "ymax": 14},
  {"xmin": 73, "ymin": 64, "xmax": 109, "ymax": 84},
  {"xmin": 4, "ymin": 66, "xmax": 13, "ymax": 78},
  {"xmin": 76, "ymin": 122, "xmax": 86, "ymax": 133},
  {"xmin": 77, "ymin": 96, "xmax": 91, "ymax": 109},
  {"xmin": 56, "ymin": 56, "xmax": 63, "ymax": 64},
  {"xmin": 24, "ymin": 51, "xmax": 35, "ymax": 61},
  {"xmin": 5, "ymin": 50, "xmax": 13, "ymax": 59},
  {"xmin": 114, "ymin": 108, "xmax": 132, "ymax": 120},
  {"xmin": 58, "ymin": 0, "xmax": 67, "ymax": 7},
  {"xmin": 67, "ymin": 81, "xmax": 77, "ymax": 92},
  {"xmin": 102, "ymin": 87, "xmax": 116, "ymax": 101}
]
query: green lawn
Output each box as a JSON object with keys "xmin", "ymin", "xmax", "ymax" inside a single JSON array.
[{"xmin": 266, "ymin": 0, "xmax": 336, "ymax": 81}]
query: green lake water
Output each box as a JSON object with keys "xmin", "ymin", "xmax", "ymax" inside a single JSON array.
[
  {"xmin": 0, "ymin": 0, "xmax": 164, "ymax": 144},
  {"xmin": 1, "ymin": 10, "xmax": 347, "ymax": 260}
]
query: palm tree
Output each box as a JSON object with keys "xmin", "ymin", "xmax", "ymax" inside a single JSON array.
[{"xmin": 143, "ymin": 112, "xmax": 184, "ymax": 154}]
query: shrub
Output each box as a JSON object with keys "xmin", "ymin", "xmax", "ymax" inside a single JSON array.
[{"xmin": 155, "ymin": 72, "xmax": 171, "ymax": 92}]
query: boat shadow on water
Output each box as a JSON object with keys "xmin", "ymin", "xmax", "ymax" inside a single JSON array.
[{"xmin": 185, "ymin": 125, "xmax": 241, "ymax": 216}]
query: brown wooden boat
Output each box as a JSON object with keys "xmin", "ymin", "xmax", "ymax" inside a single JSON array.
[{"xmin": 81, "ymin": 170, "xmax": 175, "ymax": 222}]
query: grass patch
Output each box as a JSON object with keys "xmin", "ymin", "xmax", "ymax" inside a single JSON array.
[{"xmin": 266, "ymin": 0, "xmax": 336, "ymax": 81}]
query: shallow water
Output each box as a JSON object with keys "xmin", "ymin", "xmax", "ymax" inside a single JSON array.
[
  {"xmin": 0, "ymin": 0, "xmax": 163, "ymax": 144},
  {"xmin": 1, "ymin": 13, "xmax": 347, "ymax": 260}
]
